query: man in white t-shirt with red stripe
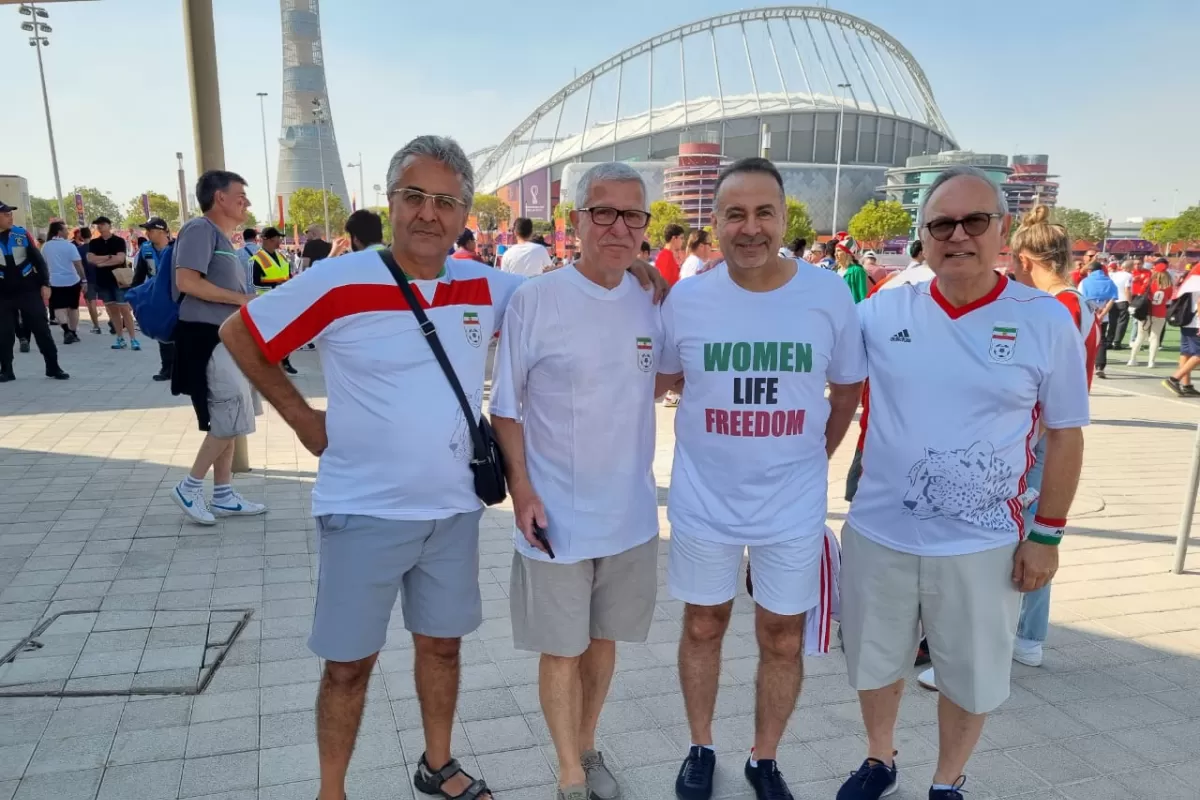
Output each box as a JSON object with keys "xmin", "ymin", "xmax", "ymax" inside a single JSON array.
[{"xmin": 835, "ymin": 167, "xmax": 1089, "ymax": 800}]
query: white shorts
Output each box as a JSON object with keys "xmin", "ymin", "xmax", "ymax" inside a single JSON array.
[
  {"xmin": 840, "ymin": 522, "xmax": 1022, "ymax": 714},
  {"xmin": 667, "ymin": 529, "xmax": 820, "ymax": 616}
]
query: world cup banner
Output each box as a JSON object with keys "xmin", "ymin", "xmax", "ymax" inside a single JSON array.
[
  {"xmin": 554, "ymin": 217, "xmax": 566, "ymax": 258},
  {"xmin": 74, "ymin": 193, "xmax": 85, "ymax": 227},
  {"xmin": 521, "ymin": 171, "xmax": 549, "ymax": 221},
  {"xmin": 141, "ymin": 194, "xmax": 151, "ymax": 220}
]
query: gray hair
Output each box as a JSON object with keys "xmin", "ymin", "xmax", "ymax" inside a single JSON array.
[
  {"xmin": 916, "ymin": 165, "xmax": 1009, "ymax": 228},
  {"xmin": 574, "ymin": 162, "xmax": 648, "ymax": 209},
  {"xmin": 385, "ymin": 135, "xmax": 475, "ymax": 208}
]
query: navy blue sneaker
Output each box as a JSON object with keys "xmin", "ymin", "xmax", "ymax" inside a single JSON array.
[
  {"xmin": 744, "ymin": 758, "xmax": 794, "ymax": 800},
  {"xmin": 929, "ymin": 776, "xmax": 966, "ymax": 800},
  {"xmin": 675, "ymin": 746, "xmax": 716, "ymax": 800},
  {"xmin": 836, "ymin": 758, "xmax": 898, "ymax": 799}
]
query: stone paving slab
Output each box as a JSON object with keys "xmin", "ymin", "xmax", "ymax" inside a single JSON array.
[{"xmin": 2, "ymin": 325, "xmax": 1200, "ymax": 799}]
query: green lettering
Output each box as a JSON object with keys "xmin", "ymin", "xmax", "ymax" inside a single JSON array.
[
  {"xmin": 794, "ymin": 342, "xmax": 813, "ymax": 373},
  {"xmin": 780, "ymin": 341, "xmax": 794, "ymax": 372},
  {"xmin": 703, "ymin": 342, "xmax": 732, "ymax": 372},
  {"xmin": 732, "ymin": 342, "xmax": 751, "ymax": 371},
  {"xmin": 752, "ymin": 341, "xmax": 779, "ymax": 371}
]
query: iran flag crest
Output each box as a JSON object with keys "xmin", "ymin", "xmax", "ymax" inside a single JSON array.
[
  {"xmin": 463, "ymin": 311, "xmax": 482, "ymax": 347},
  {"xmin": 989, "ymin": 323, "xmax": 1017, "ymax": 363},
  {"xmin": 636, "ymin": 336, "xmax": 653, "ymax": 372}
]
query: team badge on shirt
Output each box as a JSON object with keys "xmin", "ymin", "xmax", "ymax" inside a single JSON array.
[
  {"xmin": 989, "ymin": 323, "xmax": 1018, "ymax": 364},
  {"xmin": 636, "ymin": 337, "xmax": 653, "ymax": 372},
  {"xmin": 463, "ymin": 311, "xmax": 482, "ymax": 347}
]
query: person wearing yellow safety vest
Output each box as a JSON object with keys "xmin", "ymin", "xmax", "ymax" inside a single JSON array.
[{"xmin": 250, "ymin": 228, "xmax": 298, "ymax": 375}]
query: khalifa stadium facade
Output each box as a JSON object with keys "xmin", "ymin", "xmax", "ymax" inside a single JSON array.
[{"xmin": 472, "ymin": 6, "xmax": 957, "ymax": 234}]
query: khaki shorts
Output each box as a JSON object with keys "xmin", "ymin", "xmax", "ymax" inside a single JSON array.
[
  {"xmin": 840, "ymin": 522, "xmax": 1021, "ymax": 714},
  {"xmin": 206, "ymin": 343, "xmax": 259, "ymax": 439},
  {"xmin": 510, "ymin": 536, "xmax": 659, "ymax": 657}
]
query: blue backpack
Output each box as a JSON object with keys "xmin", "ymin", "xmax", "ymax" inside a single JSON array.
[{"xmin": 126, "ymin": 244, "xmax": 180, "ymax": 343}]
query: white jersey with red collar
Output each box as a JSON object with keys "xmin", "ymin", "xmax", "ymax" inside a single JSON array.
[{"xmin": 848, "ymin": 274, "xmax": 1090, "ymax": 557}]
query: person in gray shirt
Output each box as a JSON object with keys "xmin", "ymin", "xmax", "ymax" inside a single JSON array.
[{"xmin": 169, "ymin": 170, "xmax": 269, "ymax": 525}]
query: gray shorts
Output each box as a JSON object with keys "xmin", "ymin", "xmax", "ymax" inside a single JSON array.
[
  {"xmin": 510, "ymin": 536, "xmax": 659, "ymax": 658},
  {"xmin": 309, "ymin": 510, "xmax": 484, "ymax": 662},
  {"xmin": 206, "ymin": 343, "xmax": 258, "ymax": 439}
]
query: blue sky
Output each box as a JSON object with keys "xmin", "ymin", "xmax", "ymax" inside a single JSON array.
[{"xmin": 4, "ymin": 0, "xmax": 1198, "ymax": 222}]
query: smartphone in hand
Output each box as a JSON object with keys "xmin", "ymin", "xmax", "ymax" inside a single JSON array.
[{"xmin": 532, "ymin": 522, "xmax": 555, "ymax": 559}]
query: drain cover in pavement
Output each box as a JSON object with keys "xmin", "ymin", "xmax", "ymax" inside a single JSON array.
[{"xmin": 0, "ymin": 607, "xmax": 253, "ymax": 697}]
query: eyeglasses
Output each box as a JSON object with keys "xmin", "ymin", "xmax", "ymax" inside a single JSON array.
[
  {"xmin": 391, "ymin": 187, "xmax": 466, "ymax": 214},
  {"xmin": 924, "ymin": 213, "xmax": 1003, "ymax": 241},
  {"xmin": 579, "ymin": 206, "xmax": 650, "ymax": 229}
]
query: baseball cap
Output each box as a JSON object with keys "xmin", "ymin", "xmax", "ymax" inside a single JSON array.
[
  {"xmin": 262, "ymin": 227, "xmax": 283, "ymax": 239},
  {"xmin": 139, "ymin": 217, "xmax": 169, "ymax": 232},
  {"xmin": 863, "ymin": 250, "xmax": 877, "ymax": 259},
  {"xmin": 0, "ymin": 202, "xmax": 16, "ymax": 213},
  {"xmin": 1154, "ymin": 257, "xmax": 1170, "ymax": 266}
]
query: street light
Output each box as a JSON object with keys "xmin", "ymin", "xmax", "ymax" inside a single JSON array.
[
  {"xmin": 373, "ymin": 183, "xmax": 382, "ymax": 209},
  {"xmin": 256, "ymin": 92, "xmax": 273, "ymax": 225},
  {"xmin": 831, "ymin": 82, "xmax": 852, "ymax": 235},
  {"xmin": 311, "ymin": 98, "xmax": 330, "ymax": 236},
  {"xmin": 20, "ymin": 3, "xmax": 66, "ymax": 223},
  {"xmin": 346, "ymin": 154, "xmax": 365, "ymax": 213}
]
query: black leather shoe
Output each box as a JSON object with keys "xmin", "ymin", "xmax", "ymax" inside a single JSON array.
[
  {"xmin": 0, "ymin": 370, "xmax": 15, "ymax": 383},
  {"xmin": 46, "ymin": 369, "xmax": 70, "ymax": 380}
]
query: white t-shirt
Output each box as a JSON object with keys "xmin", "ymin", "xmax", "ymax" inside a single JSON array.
[
  {"xmin": 660, "ymin": 263, "xmax": 868, "ymax": 545},
  {"xmin": 500, "ymin": 241, "xmax": 554, "ymax": 278},
  {"xmin": 42, "ymin": 239, "xmax": 83, "ymax": 287},
  {"xmin": 490, "ymin": 266, "xmax": 661, "ymax": 563},
  {"xmin": 1110, "ymin": 269, "xmax": 1133, "ymax": 302},
  {"xmin": 849, "ymin": 275, "xmax": 1090, "ymax": 557},
  {"xmin": 242, "ymin": 251, "xmax": 524, "ymax": 520},
  {"xmin": 883, "ymin": 264, "xmax": 935, "ymax": 290},
  {"xmin": 679, "ymin": 254, "xmax": 705, "ymax": 280}
]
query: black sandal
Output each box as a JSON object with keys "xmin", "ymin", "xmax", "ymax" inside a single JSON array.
[{"xmin": 414, "ymin": 754, "xmax": 492, "ymax": 800}]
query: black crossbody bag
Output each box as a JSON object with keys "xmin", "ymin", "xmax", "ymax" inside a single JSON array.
[{"xmin": 378, "ymin": 249, "xmax": 508, "ymax": 506}]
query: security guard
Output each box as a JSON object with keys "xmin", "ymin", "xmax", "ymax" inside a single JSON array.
[
  {"xmin": 250, "ymin": 227, "xmax": 298, "ymax": 375},
  {"xmin": 132, "ymin": 217, "xmax": 176, "ymax": 381},
  {"xmin": 0, "ymin": 202, "xmax": 68, "ymax": 382}
]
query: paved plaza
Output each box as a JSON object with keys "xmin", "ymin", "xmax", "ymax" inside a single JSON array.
[{"xmin": 2, "ymin": 327, "xmax": 1200, "ymax": 800}]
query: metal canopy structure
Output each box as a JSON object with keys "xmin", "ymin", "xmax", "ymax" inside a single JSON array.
[{"xmin": 474, "ymin": 6, "xmax": 956, "ymax": 194}]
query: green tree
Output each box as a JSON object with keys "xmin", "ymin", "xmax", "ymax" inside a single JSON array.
[
  {"xmin": 29, "ymin": 197, "xmax": 58, "ymax": 229},
  {"xmin": 784, "ymin": 197, "xmax": 818, "ymax": 248},
  {"xmin": 243, "ymin": 210, "xmax": 258, "ymax": 229},
  {"xmin": 646, "ymin": 200, "xmax": 688, "ymax": 247},
  {"xmin": 67, "ymin": 186, "xmax": 123, "ymax": 228},
  {"xmin": 553, "ymin": 201, "xmax": 575, "ymax": 233},
  {"xmin": 472, "ymin": 193, "xmax": 511, "ymax": 231},
  {"xmin": 1141, "ymin": 217, "xmax": 1181, "ymax": 255},
  {"xmin": 1175, "ymin": 205, "xmax": 1200, "ymax": 244},
  {"xmin": 286, "ymin": 188, "xmax": 348, "ymax": 235},
  {"xmin": 531, "ymin": 219, "xmax": 555, "ymax": 237},
  {"xmin": 1049, "ymin": 207, "xmax": 1106, "ymax": 245},
  {"xmin": 124, "ymin": 191, "xmax": 182, "ymax": 229},
  {"xmin": 847, "ymin": 199, "xmax": 910, "ymax": 248}
]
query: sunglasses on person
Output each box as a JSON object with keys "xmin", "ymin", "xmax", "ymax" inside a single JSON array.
[
  {"xmin": 923, "ymin": 213, "xmax": 1003, "ymax": 242},
  {"xmin": 391, "ymin": 187, "xmax": 466, "ymax": 214},
  {"xmin": 578, "ymin": 206, "xmax": 651, "ymax": 229}
]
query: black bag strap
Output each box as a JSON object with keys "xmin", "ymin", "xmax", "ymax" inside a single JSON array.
[{"xmin": 377, "ymin": 249, "xmax": 487, "ymax": 461}]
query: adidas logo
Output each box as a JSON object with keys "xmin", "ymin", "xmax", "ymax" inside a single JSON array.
[{"xmin": 890, "ymin": 329, "xmax": 912, "ymax": 342}]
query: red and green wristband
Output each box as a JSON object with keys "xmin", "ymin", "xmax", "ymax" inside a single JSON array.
[{"xmin": 1028, "ymin": 515, "xmax": 1066, "ymax": 546}]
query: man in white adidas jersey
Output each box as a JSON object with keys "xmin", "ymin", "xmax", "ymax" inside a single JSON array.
[
  {"xmin": 835, "ymin": 166, "xmax": 1088, "ymax": 800},
  {"xmin": 219, "ymin": 136, "xmax": 520, "ymax": 800},
  {"xmin": 659, "ymin": 158, "xmax": 867, "ymax": 800},
  {"xmin": 490, "ymin": 162, "xmax": 663, "ymax": 800}
]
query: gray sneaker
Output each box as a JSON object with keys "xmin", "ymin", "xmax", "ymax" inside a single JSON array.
[
  {"xmin": 557, "ymin": 785, "xmax": 589, "ymax": 800},
  {"xmin": 582, "ymin": 749, "xmax": 621, "ymax": 800}
]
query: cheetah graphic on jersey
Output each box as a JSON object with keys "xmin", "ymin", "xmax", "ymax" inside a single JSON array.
[
  {"xmin": 449, "ymin": 388, "xmax": 484, "ymax": 463},
  {"xmin": 902, "ymin": 441, "xmax": 1015, "ymax": 531}
]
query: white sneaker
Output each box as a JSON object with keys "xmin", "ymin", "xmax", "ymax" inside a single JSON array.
[
  {"xmin": 916, "ymin": 667, "xmax": 937, "ymax": 691},
  {"xmin": 1013, "ymin": 637, "xmax": 1043, "ymax": 667},
  {"xmin": 172, "ymin": 482, "xmax": 216, "ymax": 525},
  {"xmin": 210, "ymin": 490, "xmax": 268, "ymax": 517},
  {"xmin": 1126, "ymin": 360, "xmax": 1136, "ymax": 367},
  {"xmin": 1148, "ymin": 362, "xmax": 1156, "ymax": 369}
]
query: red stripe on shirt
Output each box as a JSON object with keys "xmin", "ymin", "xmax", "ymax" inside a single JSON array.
[
  {"xmin": 253, "ymin": 278, "xmax": 493, "ymax": 362},
  {"xmin": 1008, "ymin": 403, "xmax": 1042, "ymax": 539}
]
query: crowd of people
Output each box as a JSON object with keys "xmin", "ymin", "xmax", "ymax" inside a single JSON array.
[{"xmin": 2, "ymin": 134, "xmax": 1199, "ymax": 800}]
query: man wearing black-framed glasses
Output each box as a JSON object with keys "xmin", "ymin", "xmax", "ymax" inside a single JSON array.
[{"xmin": 837, "ymin": 166, "xmax": 1088, "ymax": 800}]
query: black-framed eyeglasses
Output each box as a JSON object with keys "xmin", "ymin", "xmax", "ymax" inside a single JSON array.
[
  {"xmin": 924, "ymin": 213, "xmax": 1003, "ymax": 242},
  {"xmin": 579, "ymin": 206, "xmax": 651, "ymax": 229},
  {"xmin": 390, "ymin": 187, "xmax": 466, "ymax": 214}
]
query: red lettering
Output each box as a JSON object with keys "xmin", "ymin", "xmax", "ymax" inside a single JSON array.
[
  {"xmin": 771, "ymin": 410, "xmax": 785, "ymax": 437},
  {"xmin": 730, "ymin": 410, "xmax": 742, "ymax": 436},
  {"xmin": 785, "ymin": 409, "xmax": 805, "ymax": 435},
  {"xmin": 755, "ymin": 411, "xmax": 770, "ymax": 437},
  {"xmin": 705, "ymin": 408, "xmax": 716, "ymax": 433},
  {"xmin": 715, "ymin": 409, "xmax": 730, "ymax": 435}
]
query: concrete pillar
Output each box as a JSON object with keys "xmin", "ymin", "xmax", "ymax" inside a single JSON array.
[{"xmin": 183, "ymin": 0, "xmax": 251, "ymax": 473}]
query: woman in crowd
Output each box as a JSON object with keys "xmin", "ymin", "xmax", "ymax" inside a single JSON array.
[{"xmin": 1128, "ymin": 264, "xmax": 1174, "ymax": 369}]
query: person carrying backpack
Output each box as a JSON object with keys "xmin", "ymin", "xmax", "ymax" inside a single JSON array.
[
  {"xmin": 1128, "ymin": 261, "xmax": 1173, "ymax": 369},
  {"xmin": 1164, "ymin": 266, "xmax": 1200, "ymax": 397},
  {"xmin": 130, "ymin": 218, "xmax": 177, "ymax": 381}
]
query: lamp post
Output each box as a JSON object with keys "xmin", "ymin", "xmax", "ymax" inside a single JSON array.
[
  {"xmin": 373, "ymin": 183, "xmax": 382, "ymax": 209},
  {"xmin": 176, "ymin": 152, "xmax": 189, "ymax": 220},
  {"xmin": 311, "ymin": 98, "xmax": 330, "ymax": 236},
  {"xmin": 346, "ymin": 154, "xmax": 365, "ymax": 212},
  {"xmin": 256, "ymin": 92, "xmax": 273, "ymax": 225},
  {"xmin": 20, "ymin": 3, "xmax": 65, "ymax": 223},
  {"xmin": 831, "ymin": 82, "xmax": 852, "ymax": 235}
]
